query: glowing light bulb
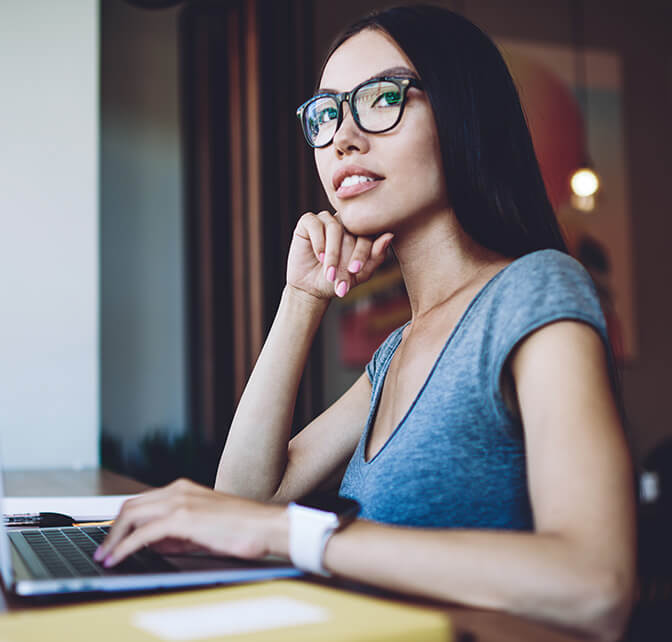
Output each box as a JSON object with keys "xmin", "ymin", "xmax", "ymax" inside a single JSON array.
[
  {"xmin": 570, "ymin": 166, "xmax": 600, "ymax": 212},
  {"xmin": 571, "ymin": 167, "xmax": 599, "ymax": 197}
]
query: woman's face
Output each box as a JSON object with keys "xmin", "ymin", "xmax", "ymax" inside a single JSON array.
[{"xmin": 315, "ymin": 28, "xmax": 449, "ymax": 237}]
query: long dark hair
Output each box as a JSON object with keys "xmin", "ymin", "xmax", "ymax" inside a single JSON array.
[{"xmin": 322, "ymin": 5, "xmax": 567, "ymax": 257}]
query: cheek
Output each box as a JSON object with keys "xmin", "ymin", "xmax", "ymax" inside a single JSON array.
[
  {"xmin": 400, "ymin": 131, "xmax": 446, "ymax": 201},
  {"xmin": 395, "ymin": 104, "xmax": 446, "ymax": 189},
  {"xmin": 420, "ymin": 129, "xmax": 446, "ymax": 198}
]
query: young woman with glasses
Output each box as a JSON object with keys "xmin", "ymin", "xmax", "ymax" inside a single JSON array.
[{"xmin": 97, "ymin": 6, "xmax": 635, "ymax": 639}]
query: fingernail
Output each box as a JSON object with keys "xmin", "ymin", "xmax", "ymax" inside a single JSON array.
[
  {"xmin": 326, "ymin": 266, "xmax": 336, "ymax": 282},
  {"xmin": 347, "ymin": 260, "xmax": 362, "ymax": 274},
  {"xmin": 318, "ymin": 252, "xmax": 325, "ymax": 264},
  {"xmin": 103, "ymin": 555, "xmax": 115, "ymax": 568},
  {"xmin": 336, "ymin": 281, "xmax": 349, "ymax": 297},
  {"xmin": 93, "ymin": 547, "xmax": 103, "ymax": 561}
]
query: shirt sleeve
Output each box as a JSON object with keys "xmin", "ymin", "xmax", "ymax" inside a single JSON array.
[{"xmin": 485, "ymin": 250, "xmax": 611, "ymax": 423}]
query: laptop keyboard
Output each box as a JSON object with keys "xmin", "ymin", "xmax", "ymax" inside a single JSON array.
[{"xmin": 17, "ymin": 526, "xmax": 176, "ymax": 578}]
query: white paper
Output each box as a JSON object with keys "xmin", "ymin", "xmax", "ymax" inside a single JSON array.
[
  {"xmin": 2, "ymin": 495, "xmax": 137, "ymax": 520},
  {"xmin": 132, "ymin": 596, "xmax": 329, "ymax": 640}
]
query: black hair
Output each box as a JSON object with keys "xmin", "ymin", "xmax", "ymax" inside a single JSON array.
[{"xmin": 321, "ymin": 5, "xmax": 568, "ymax": 257}]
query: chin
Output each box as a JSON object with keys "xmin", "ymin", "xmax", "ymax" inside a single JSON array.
[
  {"xmin": 337, "ymin": 211, "xmax": 387, "ymax": 237},
  {"xmin": 334, "ymin": 198, "xmax": 395, "ymax": 234}
]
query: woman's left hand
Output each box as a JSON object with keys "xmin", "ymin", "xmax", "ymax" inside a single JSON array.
[{"xmin": 93, "ymin": 479, "xmax": 287, "ymax": 567}]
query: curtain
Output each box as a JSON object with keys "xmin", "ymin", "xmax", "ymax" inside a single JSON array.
[{"xmin": 180, "ymin": 0, "xmax": 322, "ymax": 451}]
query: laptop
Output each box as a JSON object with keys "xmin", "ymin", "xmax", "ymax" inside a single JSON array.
[{"xmin": 0, "ymin": 473, "xmax": 301, "ymax": 596}]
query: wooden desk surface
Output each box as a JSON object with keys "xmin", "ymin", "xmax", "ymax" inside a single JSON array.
[
  {"xmin": 3, "ymin": 469, "xmax": 151, "ymax": 497},
  {"xmin": 0, "ymin": 469, "xmax": 589, "ymax": 642}
]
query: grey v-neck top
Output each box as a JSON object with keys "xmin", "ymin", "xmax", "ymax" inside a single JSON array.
[{"xmin": 339, "ymin": 250, "xmax": 609, "ymax": 531}]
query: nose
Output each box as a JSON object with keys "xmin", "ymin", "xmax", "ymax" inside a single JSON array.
[{"xmin": 333, "ymin": 101, "xmax": 369, "ymax": 156}]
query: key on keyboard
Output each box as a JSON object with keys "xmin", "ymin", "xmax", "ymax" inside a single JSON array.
[{"xmin": 19, "ymin": 527, "xmax": 176, "ymax": 578}]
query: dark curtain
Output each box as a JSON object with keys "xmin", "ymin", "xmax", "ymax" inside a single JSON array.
[{"xmin": 180, "ymin": 0, "xmax": 322, "ymax": 465}]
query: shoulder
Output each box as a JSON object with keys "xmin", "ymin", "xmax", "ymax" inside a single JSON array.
[
  {"xmin": 496, "ymin": 249, "xmax": 595, "ymax": 292},
  {"xmin": 478, "ymin": 250, "xmax": 612, "ymax": 426},
  {"xmin": 486, "ymin": 249, "xmax": 603, "ymax": 321},
  {"xmin": 479, "ymin": 249, "xmax": 608, "ymax": 371}
]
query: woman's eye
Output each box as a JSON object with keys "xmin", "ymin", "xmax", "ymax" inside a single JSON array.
[
  {"xmin": 318, "ymin": 107, "xmax": 338, "ymax": 124},
  {"xmin": 373, "ymin": 91, "xmax": 402, "ymax": 108}
]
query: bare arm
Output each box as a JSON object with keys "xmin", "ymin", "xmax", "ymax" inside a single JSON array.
[
  {"xmin": 100, "ymin": 321, "xmax": 635, "ymax": 640},
  {"xmin": 216, "ymin": 285, "xmax": 372, "ymax": 501},
  {"xmin": 215, "ymin": 211, "xmax": 393, "ymax": 501},
  {"xmin": 276, "ymin": 321, "xmax": 635, "ymax": 640},
  {"xmin": 214, "ymin": 284, "xmax": 328, "ymax": 499}
]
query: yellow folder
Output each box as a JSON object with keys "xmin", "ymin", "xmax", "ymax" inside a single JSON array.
[{"xmin": 0, "ymin": 580, "xmax": 452, "ymax": 641}]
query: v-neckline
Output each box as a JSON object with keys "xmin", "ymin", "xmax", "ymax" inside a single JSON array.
[{"xmin": 361, "ymin": 263, "xmax": 513, "ymax": 464}]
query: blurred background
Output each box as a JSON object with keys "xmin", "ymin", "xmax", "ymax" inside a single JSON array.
[
  {"xmin": 0, "ymin": 0, "xmax": 671, "ymax": 634},
  {"xmin": 0, "ymin": 0, "xmax": 670, "ymax": 496}
]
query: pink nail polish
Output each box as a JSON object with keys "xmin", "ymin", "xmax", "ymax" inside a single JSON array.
[
  {"xmin": 318, "ymin": 252, "xmax": 325, "ymax": 264},
  {"xmin": 336, "ymin": 281, "xmax": 348, "ymax": 297},
  {"xmin": 103, "ymin": 555, "xmax": 114, "ymax": 568},
  {"xmin": 327, "ymin": 266, "xmax": 336, "ymax": 282},
  {"xmin": 348, "ymin": 260, "xmax": 362, "ymax": 274}
]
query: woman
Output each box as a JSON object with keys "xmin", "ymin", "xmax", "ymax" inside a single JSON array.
[{"xmin": 95, "ymin": 6, "xmax": 635, "ymax": 639}]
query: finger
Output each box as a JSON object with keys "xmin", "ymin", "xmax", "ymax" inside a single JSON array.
[
  {"xmin": 333, "ymin": 232, "xmax": 357, "ymax": 298},
  {"xmin": 355, "ymin": 233, "xmax": 394, "ymax": 283},
  {"xmin": 94, "ymin": 502, "xmax": 157, "ymax": 561},
  {"xmin": 102, "ymin": 515, "xmax": 186, "ymax": 567},
  {"xmin": 321, "ymin": 214, "xmax": 344, "ymax": 283},
  {"xmin": 295, "ymin": 212, "xmax": 326, "ymax": 263},
  {"xmin": 94, "ymin": 481, "xmax": 194, "ymax": 560},
  {"xmin": 93, "ymin": 495, "xmax": 148, "ymax": 560},
  {"xmin": 346, "ymin": 236, "xmax": 373, "ymax": 275}
]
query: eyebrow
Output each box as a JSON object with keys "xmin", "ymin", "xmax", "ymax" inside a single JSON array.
[{"xmin": 318, "ymin": 66, "xmax": 418, "ymax": 94}]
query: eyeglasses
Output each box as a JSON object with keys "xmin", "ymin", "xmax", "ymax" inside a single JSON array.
[{"xmin": 296, "ymin": 76, "xmax": 423, "ymax": 148}]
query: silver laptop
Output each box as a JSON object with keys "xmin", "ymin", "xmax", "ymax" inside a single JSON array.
[{"xmin": 0, "ymin": 474, "xmax": 300, "ymax": 596}]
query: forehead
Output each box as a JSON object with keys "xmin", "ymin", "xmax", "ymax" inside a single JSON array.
[{"xmin": 320, "ymin": 29, "xmax": 416, "ymax": 91}]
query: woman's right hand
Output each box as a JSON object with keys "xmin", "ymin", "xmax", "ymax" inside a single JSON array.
[{"xmin": 287, "ymin": 210, "xmax": 394, "ymax": 300}]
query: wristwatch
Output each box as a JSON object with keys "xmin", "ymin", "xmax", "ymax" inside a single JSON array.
[{"xmin": 287, "ymin": 492, "xmax": 360, "ymax": 576}]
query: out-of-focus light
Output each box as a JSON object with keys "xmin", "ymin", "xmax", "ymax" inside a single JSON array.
[
  {"xmin": 570, "ymin": 166, "xmax": 600, "ymax": 212},
  {"xmin": 571, "ymin": 193, "xmax": 595, "ymax": 212},
  {"xmin": 571, "ymin": 167, "xmax": 599, "ymax": 197}
]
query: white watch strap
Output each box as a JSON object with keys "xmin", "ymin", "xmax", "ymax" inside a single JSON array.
[{"xmin": 287, "ymin": 503, "xmax": 340, "ymax": 576}]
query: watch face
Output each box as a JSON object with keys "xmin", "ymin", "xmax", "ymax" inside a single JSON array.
[{"xmin": 298, "ymin": 492, "xmax": 360, "ymax": 519}]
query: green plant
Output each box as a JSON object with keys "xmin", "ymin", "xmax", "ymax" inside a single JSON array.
[{"xmin": 100, "ymin": 429, "xmax": 221, "ymax": 488}]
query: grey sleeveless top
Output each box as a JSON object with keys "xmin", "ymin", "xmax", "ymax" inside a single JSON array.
[{"xmin": 339, "ymin": 250, "xmax": 609, "ymax": 531}]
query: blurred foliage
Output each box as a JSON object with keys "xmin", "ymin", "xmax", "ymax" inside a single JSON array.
[{"xmin": 101, "ymin": 429, "xmax": 221, "ymax": 488}]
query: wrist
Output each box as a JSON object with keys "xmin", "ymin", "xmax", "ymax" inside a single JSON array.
[
  {"xmin": 263, "ymin": 503, "xmax": 290, "ymax": 558},
  {"xmin": 283, "ymin": 284, "xmax": 330, "ymax": 313},
  {"xmin": 286, "ymin": 494, "xmax": 360, "ymax": 576}
]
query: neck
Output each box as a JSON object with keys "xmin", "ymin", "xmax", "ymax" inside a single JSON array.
[{"xmin": 391, "ymin": 208, "xmax": 511, "ymax": 320}]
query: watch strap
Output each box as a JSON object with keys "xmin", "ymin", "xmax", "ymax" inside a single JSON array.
[{"xmin": 287, "ymin": 502, "xmax": 340, "ymax": 576}]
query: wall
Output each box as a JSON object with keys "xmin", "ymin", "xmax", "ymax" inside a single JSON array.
[
  {"xmin": 0, "ymin": 1, "xmax": 99, "ymax": 468},
  {"xmin": 100, "ymin": 0, "xmax": 187, "ymax": 457},
  {"xmin": 95, "ymin": 0, "xmax": 672, "ymax": 467},
  {"xmin": 316, "ymin": 0, "xmax": 672, "ymax": 464}
]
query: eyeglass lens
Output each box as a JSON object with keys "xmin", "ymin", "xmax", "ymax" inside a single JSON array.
[{"xmin": 303, "ymin": 79, "xmax": 404, "ymax": 147}]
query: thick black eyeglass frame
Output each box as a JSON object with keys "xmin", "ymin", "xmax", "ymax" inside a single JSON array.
[{"xmin": 296, "ymin": 76, "xmax": 423, "ymax": 148}]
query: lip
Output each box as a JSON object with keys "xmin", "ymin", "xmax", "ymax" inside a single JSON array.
[{"xmin": 332, "ymin": 165, "xmax": 385, "ymax": 199}]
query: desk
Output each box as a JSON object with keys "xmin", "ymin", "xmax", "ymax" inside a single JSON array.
[{"xmin": 0, "ymin": 469, "xmax": 588, "ymax": 642}]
